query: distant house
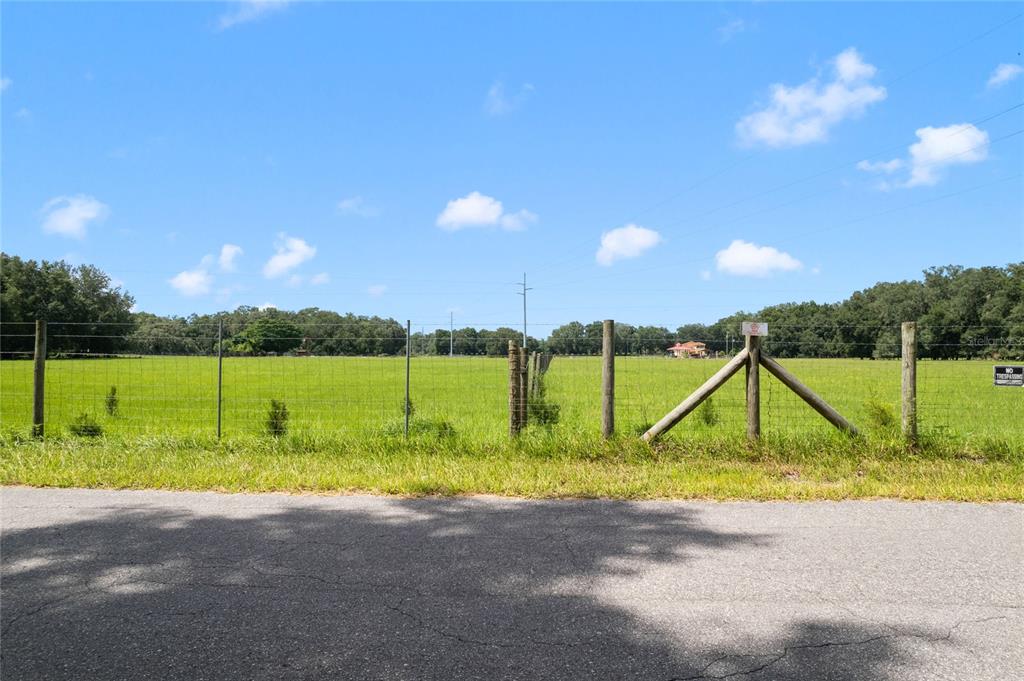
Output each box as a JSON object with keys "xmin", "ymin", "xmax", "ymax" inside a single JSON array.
[{"xmin": 668, "ymin": 341, "xmax": 707, "ymax": 359}]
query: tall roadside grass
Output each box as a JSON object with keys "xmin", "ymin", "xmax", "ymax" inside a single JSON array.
[{"xmin": 1, "ymin": 429, "xmax": 1020, "ymax": 501}]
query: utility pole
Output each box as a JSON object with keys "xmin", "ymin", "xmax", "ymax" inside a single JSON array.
[
  {"xmin": 449, "ymin": 311, "xmax": 454, "ymax": 358},
  {"xmin": 517, "ymin": 272, "xmax": 532, "ymax": 348}
]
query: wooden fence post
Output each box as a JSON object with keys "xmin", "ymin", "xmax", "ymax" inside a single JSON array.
[
  {"xmin": 519, "ymin": 346, "xmax": 529, "ymax": 429},
  {"xmin": 32, "ymin": 320, "xmax": 47, "ymax": 438},
  {"xmin": 901, "ymin": 321, "xmax": 917, "ymax": 444},
  {"xmin": 601, "ymin": 319, "xmax": 614, "ymax": 438},
  {"xmin": 745, "ymin": 334, "xmax": 761, "ymax": 440},
  {"xmin": 509, "ymin": 340, "xmax": 522, "ymax": 436}
]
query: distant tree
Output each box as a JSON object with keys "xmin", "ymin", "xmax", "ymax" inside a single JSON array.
[
  {"xmin": 228, "ymin": 316, "xmax": 304, "ymax": 355},
  {"xmin": 1, "ymin": 253, "xmax": 135, "ymax": 355}
]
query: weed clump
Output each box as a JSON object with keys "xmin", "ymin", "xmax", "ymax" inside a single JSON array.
[
  {"xmin": 105, "ymin": 386, "xmax": 119, "ymax": 416},
  {"xmin": 266, "ymin": 399, "xmax": 289, "ymax": 437},
  {"xmin": 527, "ymin": 374, "xmax": 561, "ymax": 427},
  {"xmin": 864, "ymin": 398, "xmax": 898, "ymax": 432},
  {"xmin": 697, "ymin": 396, "xmax": 720, "ymax": 427},
  {"xmin": 69, "ymin": 413, "xmax": 103, "ymax": 438}
]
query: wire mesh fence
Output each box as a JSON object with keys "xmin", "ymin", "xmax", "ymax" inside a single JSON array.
[{"xmin": 1, "ymin": 320, "xmax": 1021, "ymax": 443}]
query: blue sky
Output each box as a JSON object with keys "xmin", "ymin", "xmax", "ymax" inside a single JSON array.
[{"xmin": 2, "ymin": 1, "xmax": 1022, "ymax": 332}]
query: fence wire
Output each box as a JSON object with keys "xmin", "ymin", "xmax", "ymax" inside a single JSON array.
[{"xmin": 0, "ymin": 321, "xmax": 1020, "ymax": 443}]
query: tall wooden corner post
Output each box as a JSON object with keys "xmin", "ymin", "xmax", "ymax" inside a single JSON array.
[
  {"xmin": 32, "ymin": 320, "xmax": 47, "ymax": 438},
  {"xmin": 642, "ymin": 321, "xmax": 858, "ymax": 442},
  {"xmin": 745, "ymin": 332, "xmax": 761, "ymax": 441}
]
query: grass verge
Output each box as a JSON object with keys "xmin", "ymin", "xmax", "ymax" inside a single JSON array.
[{"xmin": 1, "ymin": 430, "xmax": 1021, "ymax": 501}]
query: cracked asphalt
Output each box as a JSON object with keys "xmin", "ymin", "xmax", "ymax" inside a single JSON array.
[{"xmin": 1, "ymin": 488, "xmax": 1021, "ymax": 680}]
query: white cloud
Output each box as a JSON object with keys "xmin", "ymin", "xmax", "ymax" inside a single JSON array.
[
  {"xmin": 736, "ymin": 48, "xmax": 886, "ymax": 147},
  {"xmin": 856, "ymin": 158, "xmax": 904, "ymax": 174},
  {"xmin": 217, "ymin": 0, "xmax": 290, "ymax": 30},
  {"xmin": 905, "ymin": 124, "xmax": 989, "ymax": 187},
  {"xmin": 262, "ymin": 234, "xmax": 316, "ymax": 278},
  {"xmin": 715, "ymin": 239, "xmax": 802, "ymax": 277},
  {"xmin": 218, "ymin": 244, "xmax": 243, "ymax": 272},
  {"xmin": 310, "ymin": 272, "xmax": 330, "ymax": 285},
  {"xmin": 499, "ymin": 209, "xmax": 538, "ymax": 232},
  {"xmin": 336, "ymin": 196, "xmax": 378, "ymax": 217},
  {"xmin": 286, "ymin": 274, "xmax": 304, "ymax": 288},
  {"xmin": 856, "ymin": 123, "xmax": 990, "ymax": 188},
  {"xmin": 987, "ymin": 63, "xmax": 1022, "ymax": 90},
  {"xmin": 436, "ymin": 191, "xmax": 536, "ymax": 232},
  {"xmin": 367, "ymin": 284, "xmax": 388, "ymax": 297},
  {"xmin": 169, "ymin": 268, "xmax": 213, "ymax": 297},
  {"xmin": 40, "ymin": 195, "xmax": 109, "ymax": 239},
  {"xmin": 484, "ymin": 81, "xmax": 534, "ymax": 116},
  {"xmin": 258, "ymin": 302, "xmax": 277, "ymax": 311},
  {"xmin": 0, "ymin": 77, "xmax": 10, "ymax": 92},
  {"xmin": 595, "ymin": 224, "xmax": 663, "ymax": 266},
  {"xmin": 717, "ymin": 18, "xmax": 749, "ymax": 43}
]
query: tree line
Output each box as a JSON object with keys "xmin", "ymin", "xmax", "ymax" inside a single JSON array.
[{"xmin": 1, "ymin": 253, "xmax": 1020, "ymax": 359}]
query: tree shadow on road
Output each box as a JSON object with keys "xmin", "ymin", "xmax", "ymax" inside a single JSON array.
[{"xmin": 1, "ymin": 495, "xmax": 954, "ymax": 679}]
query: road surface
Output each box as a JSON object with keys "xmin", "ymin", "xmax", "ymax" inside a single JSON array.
[{"xmin": 2, "ymin": 487, "xmax": 1021, "ymax": 680}]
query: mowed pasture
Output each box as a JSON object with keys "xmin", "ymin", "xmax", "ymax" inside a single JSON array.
[{"xmin": 1, "ymin": 355, "xmax": 1020, "ymax": 444}]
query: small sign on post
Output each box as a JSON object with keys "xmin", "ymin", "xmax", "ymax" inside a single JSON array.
[
  {"xmin": 994, "ymin": 365, "xmax": 1024, "ymax": 387},
  {"xmin": 742, "ymin": 321, "xmax": 768, "ymax": 337}
]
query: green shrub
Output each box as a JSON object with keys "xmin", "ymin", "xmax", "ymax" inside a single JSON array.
[
  {"xmin": 864, "ymin": 398, "xmax": 898, "ymax": 432},
  {"xmin": 266, "ymin": 399, "xmax": 289, "ymax": 437},
  {"xmin": 527, "ymin": 374, "xmax": 561, "ymax": 427},
  {"xmin": 69, "ymin": 413, "xmax": 103, "ymax": 437},
  {"xmin": 697, "ymin": 396, "xmax": 720, "ymax": 427},
  {"xmin": 105, "ymin": 386, "xmax": 119, "ymax": 416},
  {"xmin": 382, "ymin": 416, "xmax": 457, "ymax": 439}
]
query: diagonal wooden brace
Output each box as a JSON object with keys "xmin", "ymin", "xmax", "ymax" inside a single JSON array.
[{"xmin": 641, "ymin": 348, "xmax": 749, "ymax": 442}]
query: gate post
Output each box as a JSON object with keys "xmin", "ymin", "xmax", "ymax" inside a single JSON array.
[
  {"xmin": 32, "ymin": 320, "xmax": 47, "ymax": 438},
  {"xmin": 901, "ymin": 321, "xmax": 917, "ymax": 444},
  {"xmin": 746, "ymin": 334, "xmax": 761, "ymax": 440}
]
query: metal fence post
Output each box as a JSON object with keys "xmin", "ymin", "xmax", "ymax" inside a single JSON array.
[
  {"xmin": 32, "ymin": 320, "xmax": 47, "ymax": 438},
  {"xmin": 601, "ymin": 319, "xmax": 614, "ymax": 438},
  {"xmin": 901, "ymin": 321, "xmax": 917, "ymax": 444},
  {"xmin": 404, "ymin": 319, "xmax": 411, "ymax": 438},
  {"xmin": 216, "ymin": 319, "xmax": 224, "ymax": 439}
]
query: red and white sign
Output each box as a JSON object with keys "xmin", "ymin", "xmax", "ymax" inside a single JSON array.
[{"xmin": 741, "ymin": 321, "xmax": 768, "ymax": 337}]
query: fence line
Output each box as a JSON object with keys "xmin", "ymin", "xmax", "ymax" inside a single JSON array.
[{"xmin": 0, "ymin": 320, "xmax": 1020, "ymax": 444}]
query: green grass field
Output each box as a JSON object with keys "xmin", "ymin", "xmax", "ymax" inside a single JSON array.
[{"xmin": 1, "ymin": 355, "xmax": 1020, "ymax": 444}]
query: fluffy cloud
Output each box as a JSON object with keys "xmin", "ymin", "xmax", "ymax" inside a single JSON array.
[
  {"xmin": 595, "ymin": 224, "xmax": 663, "ymax": 266},
  {"xmin": 40, "ymin": 195, "xmax": 109, "ymax": 239},
  {"xmin": 499, "ymin": 209, "xmax": 538, "ymax": 232},
  {"xmin": 169, "ymin": 267, "xmax": 213, "ymax": 297},
  {"xmin": 218, "ymin": 244, "xmax": 243, "ymax": 272},
  {"xmin": 856, "ymin": 158, "xmax": 904, "ymax": 174},
  {"xmin": 310, "ymin": 272, "xmax": 330, "ymax": 285},
  {"xmin": 856, "ymin": 123, "xmax": 990, "ymax": 188},
  {"xmin": 0, "ymin": 77, "xmax": 10, "ymax": 92},
  {"xmin": 484, "ymin": 81, "xmax": 534, "ymax": 116},
  {"xmin": 436, "ymin": 192, "xmax": 536, "ymax": 232},
  {"xmin": 987, "ymin": 63, "xmax": 1022, "ymax": 90},
  {"xmin": 715, "ymin": 240, "xmax": 802, "ymax": 277},
  {"xmin": 736, "ymin": 48, "xmax": 886, "ymax": 147},
  {"xmin": 905, "ymin": 124, "xmax": 989, "ymax": 187},
  {"xmin": 367, "ymin": 284, "xmax": 388, "ymax": 297},
  {"xmin": 217, "ymin": 0, "xmax": 290, "ymax": 30},
  {"xmin": 262, "ymin": 234, "xmax": 316, "ymax": 278},
  {"xmin": 336, "ymin": 196, "xmax": 378, "ymax": 217}
]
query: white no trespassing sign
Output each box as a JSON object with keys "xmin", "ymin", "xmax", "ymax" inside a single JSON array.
[
  {"xmin": 993, "ymin": 366, "xmax": 1024, "ymax": 387},
  {"xmin": 742, "ymin": 321, "xmax": 768, "ymax": 337}
]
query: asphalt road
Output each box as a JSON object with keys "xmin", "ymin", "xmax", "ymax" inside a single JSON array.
[{"xmin": 1, "ymin": 488, "xmax": 1021, "ymax": 680}]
